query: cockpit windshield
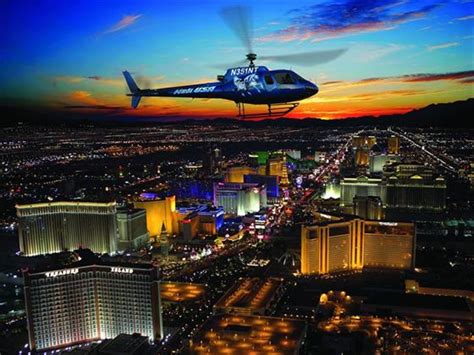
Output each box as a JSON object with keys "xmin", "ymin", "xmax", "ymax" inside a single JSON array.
[
  {"xmin": 274, "ymin": 72, "xmax": 296, "ymax": 85},
  {"xmin": 293, "ymin": 73, "xmax": 306, "ymax": 83}
]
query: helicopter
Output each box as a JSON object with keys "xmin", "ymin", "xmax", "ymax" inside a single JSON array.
[{"xmin": 123, "ymin": 6, "xmax": 346, "ymax": 119}]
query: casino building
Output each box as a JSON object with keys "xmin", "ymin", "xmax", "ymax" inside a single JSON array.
[
  {"xmin": 116, "ymin": 208, "xmax": 149, "ymax": 250},
  {"xmin": 340, "ymin": 164, "xmax": 446, "ymax": 212},
  {"xmin": 23, "ymin": 261, "xmax": 163, "ymax": 351},
  {"xmin": 133, "ymin": 193, "xmax": 176, "ymax": 237},
  {"xmin": 301, "ymin": 212, "xmax": 415, "ymax": 274},
  {"xmin": 387, "ymin": 135, "xmax": 400, "ymax": 155},
  {"xmin": 213, "ymin": 182, "xmax": 267, "ymax": 216},
  {"xmin": 17, "ymin": 202, "xmax": 118, "ymax": 257}
]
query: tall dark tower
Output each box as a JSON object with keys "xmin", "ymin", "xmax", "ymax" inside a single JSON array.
[
  {"xmin": 204, "ymin": 147, "xmax": 222, "ymax": 176},
  {"xmin": 159, "ymin": 223, "xmax": 170, "ymax": 257}
]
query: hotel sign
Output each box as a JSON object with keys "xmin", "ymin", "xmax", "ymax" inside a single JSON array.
[
  {"xmin": 111, "ymin": 267, "xmax": 133, "ymax": 274},
  {"xmin": 45, "ymin": 268, "xmax": 79, "ymax": 278},
  {"xmin": 379, "ymin": 222, "xmax": 398, "ymax": 226}
]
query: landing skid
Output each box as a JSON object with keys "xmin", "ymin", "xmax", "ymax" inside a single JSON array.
[{"xmin": 236, "ymin": 102, "xmax": 299, "ymax": 119}]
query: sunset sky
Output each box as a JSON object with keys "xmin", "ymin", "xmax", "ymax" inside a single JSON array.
[{"xmin": 1, "ymin": 0, "xmax": 473, "ymax": 119}]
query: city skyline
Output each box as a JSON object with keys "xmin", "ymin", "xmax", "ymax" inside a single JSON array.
[
  {"xmin": 1, "ymin": 0, "xmax": 473, "ymax": 119},
  {"xmin": 1, "ymin": 121, "xmax": 473, "ymax": 353}
]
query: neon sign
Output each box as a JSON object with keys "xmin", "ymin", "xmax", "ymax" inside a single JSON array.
[
  {"xmin": 379, "ymin": 222, "xmax": 398, "ymax": 226},
  {"xmin": 45, "ymin": 268, "xmax": 79, "ymax": 278},
  {"xmin": 111, "ymin": 267, "xmax": 133, "ymax": 274}
]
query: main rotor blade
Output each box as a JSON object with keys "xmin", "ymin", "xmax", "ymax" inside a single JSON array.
[
  {"xmin": 220, "ymin": 6, "xmax": 253, "ymax": 54},
  {"xmin": 209, "ymin": 60, "xmax": 248, "ymax": 71},
  {"xmin": 259, "ymin": 48, "xmax": 347, "ymax": 66}
]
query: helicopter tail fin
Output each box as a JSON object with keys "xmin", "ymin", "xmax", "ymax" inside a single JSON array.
[{"xmin": 123, "ymin": 71, "xmax": 142, "ymax": 109}]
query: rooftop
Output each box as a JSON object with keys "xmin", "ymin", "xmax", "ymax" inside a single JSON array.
[
  {"xmin": 160, "ymin": 282, "xmax": 206, "ymax": 303},
  {"xmin": 214, "ymin": 277, "xmax": 282, "ymax": 313},
  {"xmin": 190, "ymin": 314, "xmax": 307, "ymax": 355}
]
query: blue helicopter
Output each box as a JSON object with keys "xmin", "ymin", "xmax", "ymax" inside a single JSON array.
[{"xmin": 123, "ymin": 7, "xmax": 346, "ymax": 119}]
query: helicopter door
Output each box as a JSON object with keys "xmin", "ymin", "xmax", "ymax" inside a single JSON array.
[{"xmin": 263, "ymin": 74, "xmax": 277, "ymax": 91}]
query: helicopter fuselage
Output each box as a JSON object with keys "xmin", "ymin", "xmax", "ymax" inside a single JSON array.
[{"xmin": 124, "ymin": 66, "xmax": 318, "ymax": 108}]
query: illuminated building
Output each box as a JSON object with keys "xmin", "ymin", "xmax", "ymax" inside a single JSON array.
[
  {"xmin": 387, "ymin": 135, "xmax": 400, "ymax": 154},
  {"xmin": 159, "ymin": 223, "xmax": 170, "ymax": 257},
  {"xmin": 352, "ymin": 135, "xmax": 376, "ymax": 149},
  {"xmin": 244, "ymin": 174, "xmax": 280, "ymax": 201},
  {"xmin": 176, "ymin": 205, "xmax": 224, "ymax": 240},
  {"xmin": 133, "ymin": 193, "xmax": 176, "ymax": 237},
  {"xmin": 301, "ymin": 213, "xmax": 415, "ymax": 274},
  {"xmin": 249, "ymin": 151, "xmax": 270, "ymax": 165},
  {"xmin": 17, "ymin": 201, "xmax": 117, "ymax": 257},
  {"xmin": 160, "ymin": 282, "xmax": 206, "ymax": 303},
  {"xmin": 405, "ymin": 279, "xmax": 474, "ymax": 301},
  {"xmin": 353, "ymin": 196, "xmax": 384, "ymax": 220},
  {"xmin": 363, "ymin": 221, "xmax": 415, "ymax": 269},
  {"xmin": 116, "ymin": 208, "xmax": 149, "ymax": 251},
  {"xmin": 252, "ymin": 213, "xmax": 267, "ymax": 239},
  {"xmin": 314, "ymin": 150, "xmax": 327, "ymax": 163},
  {"xmin": 280, "ymin": 155, "xmax": 290, "ymax": 186},
  {"xmin": 355, "ymin": 148, "xmax": 370, "ymax": 167},
  {"xmin": 352, "ymin": 136, "xmax": 365, "ymax": 148},
  {"xmin": 175, "ymin": 206, "xmax": 200, "ymax": 241},
  {"xmin": 385, "ymin": 164, "xmax": 446, "ymax": 210},
  {"xmin": 257, "ymin": 165, "xmax": 267, "ymax": 175},
  {"xmin": 285, "ymin": 149, "xmax": 301, "ymax": 160},
  {"xmin": 213, "ymin": 182, "xmax": 267, "ymax": 216},
  {"xmin": 322, "ymin": 182, "xmax": 341, "ymax": 200},
  {"xmin": 301, "ymin": 218, "xmax": 358, "ymax": 274},
  {"xmin": 340, "ymin": 176, "xmax": 385, "ymax": 207},
  {"xmin": 214, "ymin": 278, "xmax": 283, "ymax": 315},
  {"xmin": 369, "ymin": 154, "xmax": 400, "ymax": 173},
  {"xmin": 184, "ymin": 162, "xmax": 203, "ymax": 177},
  {"xmin": 204, "ymin": 147, "xmax": 222, "ymax": 175},
  {"xmin": 365, "ymin": 135, "xmax": 377, "ymax": 148},
  {"xmin": 198, "ymin": 206, "xmax": 224, "ymax": 235},
  {"xmin": 23, "ymin": 262, "xmax": 163, "ymax": 351},
  {"xmin": 188, "ymin": 314, "xmax": 307, "ymax": 354},
  {"xmin": 225, "ymin": 166, "xmax": 256, "ymax": 183},
  {"xmin": 267, "ymin": 157, "xmax": 284, "ymax": 177},
  {"xmin": 341, "ymin": 165, "xmax": 447, "ymax": 212}
]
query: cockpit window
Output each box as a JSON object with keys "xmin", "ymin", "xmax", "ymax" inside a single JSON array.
[
  {"xmin": 274, "ymin": 72, "xmax": 296, "ymax": 85},
  {"xmin": 264, "ymin": 75, "xmax": 274, "ymax": 85},
  {"xmin": 293, "ymin": 73, "xmax": 305, "ymax": 82}
]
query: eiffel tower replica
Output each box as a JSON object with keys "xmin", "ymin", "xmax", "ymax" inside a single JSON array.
[{"xmin": 280, "ymin": 154, "xmax": 290, "ymax": 187}]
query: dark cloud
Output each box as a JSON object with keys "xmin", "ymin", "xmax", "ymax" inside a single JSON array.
[
  {"xmin": 362, "ymin": 70, "xmax": 474, "ymax": 83},
  {"xmin": 400, "ymin": 71, "xmax": 474, "ymax": 82},
  {"xmin": 322, "ymin": 80, "xmax": 344, "ymax": 85},
  {"xmin": 260, "ymin": 0, "xmax": 441, "ymax": 41},
  {"xmin": 459, "ymin": 77, "xmax": 474, "ymax": 84},
  {"xmin": 64, "ymin": 105, "xmax": 127, "ymax": 110}
]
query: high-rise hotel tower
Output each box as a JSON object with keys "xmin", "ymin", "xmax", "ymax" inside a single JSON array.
[
  {"xmin": 17, "ymin": 201, "xmax": 118, "ymax": 256},
  {"xmin": 23, "ymin": 261, "xmax": 163, "ymax": 351},
  {"xmin": 301, "ymin": 212, "xmax": 415, "ymax": 274}
]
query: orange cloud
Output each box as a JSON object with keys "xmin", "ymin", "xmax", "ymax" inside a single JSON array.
[{"xmin": 69, "ymin": 90, "xmax": 100, "ymax": 105}]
